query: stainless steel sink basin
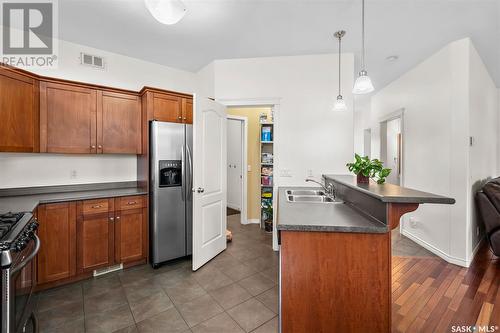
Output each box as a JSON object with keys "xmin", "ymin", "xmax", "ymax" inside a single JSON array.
[
  {"xmin": 287, "ymin": 195, "xmax": 341, "ymax": 203},
  {"xmin": 286, "ymin": 190, "xmax": 325, "ymax": 196}
]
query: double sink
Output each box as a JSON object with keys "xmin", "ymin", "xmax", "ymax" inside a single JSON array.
[{"xmin": 286, "ymin": 189, "xmax": 342, "ymax": 204}]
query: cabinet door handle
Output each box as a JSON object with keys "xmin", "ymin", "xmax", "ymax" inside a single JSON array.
[
  {"xmin": 127, "ymin": 201, "xmax": 137, "ymax": 205},
  {"xmin": 183, "ymin": 117, "xmax": 187, "ymax": 120},
  {"xmin": 91, "ymin": 145, "xmax": 96, "ymax": 149},
  {"xmin": 116, "ymin": 216, "xmax": 121, "ymax": 220},
  {"xmin": 178, "ymin": 116, "xmax": 182, "ymax": 120},
  {"xmin": 109, "ymin": 217, "xmax": 114, "ymax": 221},
  {"xmin": 98, "ymin": 145, "xmax": 102, "ymax": 149},
  {"xmin": 92, "ymin": 205, "xmax": 102, "ymax": 209}
]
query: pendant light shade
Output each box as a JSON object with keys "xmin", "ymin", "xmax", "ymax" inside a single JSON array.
[
  {"xmin": 333, "ymin": 30, "xmax": 347, "ymax": 111},
  {"xmin": 333, "ymin": 95, "xmax": 347, "ymax": 111},
  {"xmin": 353, "ymin": 0, "xmax": 374, "ymax": 94},
  {"xmin": 145, "ymin": 0, "xmax": 187, "ymax": 25},
  {"xmin": 352, "ymin": 70, "xmax": 374, "ymax": 94}
]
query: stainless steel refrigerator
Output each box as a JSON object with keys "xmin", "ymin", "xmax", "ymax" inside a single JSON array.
[{"xmin": 150, "ymin": 121, "xmax": 193, "ymax": 268}]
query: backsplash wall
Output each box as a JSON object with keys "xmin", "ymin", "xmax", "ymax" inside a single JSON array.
[{"xmin": 0, "ymin": 154, "xmax": 137, "ymax": 189}]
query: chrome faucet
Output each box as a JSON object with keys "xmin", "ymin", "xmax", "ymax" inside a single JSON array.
[{"xmin": 305, "ymin": 178, "xmax": 336, "ymax": 199}]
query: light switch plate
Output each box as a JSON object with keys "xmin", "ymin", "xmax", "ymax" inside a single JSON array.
[{"xmin": 247, "ymin": 165, "xmax": 251, "ymax": 172}]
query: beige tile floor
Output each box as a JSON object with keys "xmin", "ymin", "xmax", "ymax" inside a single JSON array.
[{"xmin": 34, "ymin": 214, "xmax": 432, "ymax": 333}]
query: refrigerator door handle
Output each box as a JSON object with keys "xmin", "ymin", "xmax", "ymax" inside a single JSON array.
[
  {"xmin": 181, "ymin": 145, "xmax": 186, "ymax": 201},
  {"xmin": 186, "ymin": 144, "xmax": 193, "ymax": 199}
]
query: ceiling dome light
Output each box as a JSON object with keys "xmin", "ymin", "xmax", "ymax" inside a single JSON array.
[
  {"xmin": 352, "ymin": 70, "xmax": 374, "ymax": 94},
  {"xmin": 353, "ymin": 0, "xmax": 374, "ymax": 94},
  {"xmin": 144, "ymin": 0, "xmax": 187, "ymax": 25},
  {"xmin": 333, "ymin": 95, "xmax": 347, "ymax": 112}
]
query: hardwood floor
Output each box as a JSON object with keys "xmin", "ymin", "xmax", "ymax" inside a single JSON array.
[{"xmin": 392, "ymin": 243, "xmax": 500, "ymax": 332}]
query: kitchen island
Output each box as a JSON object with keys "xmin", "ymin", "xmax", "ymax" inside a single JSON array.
[{"xmin": 277, "ymin": 175, "xmax": 454, "ymax": 333}]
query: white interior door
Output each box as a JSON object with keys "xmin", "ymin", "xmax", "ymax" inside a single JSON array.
[
  {"xmin": 192, "ymin": 97, "xmax": 227, "ymax": 271},
  {"xmin": 227, "ymin": 119, "xmax": 242, "ymax": 211}
]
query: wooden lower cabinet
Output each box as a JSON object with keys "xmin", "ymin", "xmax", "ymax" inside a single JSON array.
[
  {"xmin": 35, "ymin": 195, "xmax": 147, "ymax": 290},
  {"xmin": 36, "ymin": 202, "xmax": 77, "ymax": 284},
  {"xmin": 77, "ymin": 211, "xmax": 115, "ymax": 273},
  {"xmin": 114, "ymin": 207, "xmax": 147, "ymax": 264}
]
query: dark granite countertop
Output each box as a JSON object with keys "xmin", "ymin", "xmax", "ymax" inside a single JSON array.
[
  {"xmin": 324, "ymin": 175, "xmax": 455, "ymax": 204},
  {"xmin": 277, "ymin": 187, "xmax": 388, "ymax": 233},
  {"xmin": 0, "ymin": 182, "xmax": 147, "ymax": 214}
]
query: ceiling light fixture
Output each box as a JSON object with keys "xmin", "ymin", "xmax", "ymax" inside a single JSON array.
[
  {"xmin": 333, "ymin": 30, "xmax": 347, "ymax": 112},
  {"xmin": 144, "ymin": 0, "xmax": 187, "ymax": 25},
  {"xmin": 352, "ymin": 0, "xmax": 374, "ymax": 94}
]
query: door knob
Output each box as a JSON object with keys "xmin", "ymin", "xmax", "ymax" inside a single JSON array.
[{"xmin": 197, "ymin": 187, "xmax": 205, "ymax": 193}]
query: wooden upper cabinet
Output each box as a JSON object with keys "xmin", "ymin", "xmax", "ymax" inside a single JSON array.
[
  {"xmin": 0, "ymin": 67, "xmax": 39, "ymax": 152},
  {"xmin": 40, "ymin": 81, "xmax": 97, "ymax": 153},
  {"xmin": 98, "ymin": 91, "xmax": 141, "ymax": 154},
  {"xmin": 182, "ymin": 98, "xmax": 193, "ymax": 124},
  {"xmin": 152, "ymin": 92, "xmax": 182, "ymax": 123},
  {"xmin": 37, "ymin": 202, "xmax": 77, "ymax": 284}
]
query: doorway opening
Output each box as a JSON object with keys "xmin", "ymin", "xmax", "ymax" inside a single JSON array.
[
  {"xmin": 223, "ymin": 103, "xmax": 279, "ymax": 251},
  {"xmin": 363, "ymin": 128, "xmax": 371, "ymax": 158},
  {"xmin": 380, "ymin": 110, "xmax": 404, "ymax": 186},
  {"xmin": 227, "ymin": 115, "xmax": 248, "ymax": 225}
]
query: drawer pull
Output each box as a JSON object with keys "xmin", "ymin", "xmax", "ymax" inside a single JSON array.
[
  {"xmin": 92, "ymin": 205, "xmax": 102, "ymax": 209},
  {"xmin": 127, "ymin": 201, "xmax": 137, "ymax": 205},
  {"xmin": 109, "ymin": 217, "xmax": 114, "ymax": 221},
  {"xmin": 116, "ymin": 216, "xmax": 121, "ymax": 220}
]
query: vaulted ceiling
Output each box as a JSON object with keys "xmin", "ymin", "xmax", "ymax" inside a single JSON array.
[{"xmin": 59, "ymin": 0, "xmax": 500, "ymax": 89}]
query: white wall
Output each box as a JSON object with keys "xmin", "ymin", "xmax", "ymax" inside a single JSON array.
[
  {"xmin": 363, "ymin": 38, "xmax": 498, "ymax": 267},
  {"xmin": 0, "ymin": 39, "xmax": 196, "ymax": 188},
  {"xmin": 468, "ymin": 43, "xmax": 498, "ymax": 260},
  {"xmin": 353, "ymin": 96, "xmax": 371, "ymax": 156},
  {"xmin": 213, "ymin": 53, "xmax": 355, "ymax": 186}
]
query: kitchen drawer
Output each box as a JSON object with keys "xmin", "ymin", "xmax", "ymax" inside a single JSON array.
[
  {"xmin": 117, "ymin": 195, "xmax": 145, "ymax": 211},
  {"xmin": 82, "ymin": 199, "xmax": 110, "ymax": 215}
]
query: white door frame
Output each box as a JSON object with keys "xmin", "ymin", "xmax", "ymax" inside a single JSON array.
[
  {"xmin": 217, "ymin": 98, "xmax": 281, "ymax": 251},
  {"xmin": 227, "ymin": 115, "xmax": 248, "ymax": 226},
  {"xmin": 379, "ymin": 108, "xmax": 405, "ymax": 187}
]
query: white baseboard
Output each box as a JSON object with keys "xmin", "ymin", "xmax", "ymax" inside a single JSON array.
[
  {"xmin": 243, "ymin": 219, "xmax": 260, "ymax": 225},
  {"xmin": 401, "ymin": 229, "xmax": 469, "ymax": 267},
  {"xmin": 227, "ymin": 204, "xmax": 241, "ymax": 211}
]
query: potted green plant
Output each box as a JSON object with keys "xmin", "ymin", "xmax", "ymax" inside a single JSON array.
[{"xmin": 346, "ymin": 154, "xmax": 392, "ymax": 184}]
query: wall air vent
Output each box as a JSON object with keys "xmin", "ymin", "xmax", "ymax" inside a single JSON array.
[{"xmin": 80, "ymin": 52, "xmax": 105, "ymax": 69}]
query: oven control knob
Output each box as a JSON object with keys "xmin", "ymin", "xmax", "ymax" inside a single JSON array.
[{"xmin": 15, "ymin": 240, "xmax": 27, "ymax": 252}]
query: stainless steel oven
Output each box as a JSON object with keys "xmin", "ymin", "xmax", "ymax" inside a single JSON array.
[{"xmin": 1, "ymin": 213, "xmax": 40, "ymax": 333}]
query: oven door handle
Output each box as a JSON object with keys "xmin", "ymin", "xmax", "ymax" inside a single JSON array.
[{"xmin": 11, "ymin": 234, "xmax": 40, "ymax": 276}]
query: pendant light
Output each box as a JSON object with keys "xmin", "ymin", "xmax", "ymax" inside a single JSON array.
[
  {"xmin": 352, "ymin": 0, "xmax": 374, "ymax": 94},
  {"xmin": 333, "ymin": 30, "xmax": 347, "ymax": 111},
  {"xmin": 144, "ymin": 0, "xmax": 187, "ymax": 25}
]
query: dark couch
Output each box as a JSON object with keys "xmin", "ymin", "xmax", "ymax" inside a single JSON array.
[{"xmin": 476, "ymin": 177, "xmax": 500, "ymax": 256}]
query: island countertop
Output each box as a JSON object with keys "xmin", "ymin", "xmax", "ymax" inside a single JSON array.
[
  {"xmin": 277, "ymin": 187, "xmax": 388, "ymax": 233},
  {"xmin": 324, "ymin": 174, "xmax": 455, "ymax": 204}
]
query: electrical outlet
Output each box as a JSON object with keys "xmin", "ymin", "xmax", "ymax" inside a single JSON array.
[
  {"xmin": 70, "ymin": 170, "xmax": 77, "ymax": 179},
  {"xmin": 247, "ymin": 165, "xmax": 251, "ymax": 172},
  {"xmin": 280, "ymin": 169, "xmax": 292, "ymax": 177},
  {"xmin": 409, "ymin": 217, "xmax": 418, "ymax": 228}
]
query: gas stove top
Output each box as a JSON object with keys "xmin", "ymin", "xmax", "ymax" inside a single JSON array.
[
  {"xmin": 0, "ymin": 212, "xmax": 37, "ymax": 252},
  {"xmin": 0, "ymin": 212, "xmax": 24, "ymax": 239}
]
